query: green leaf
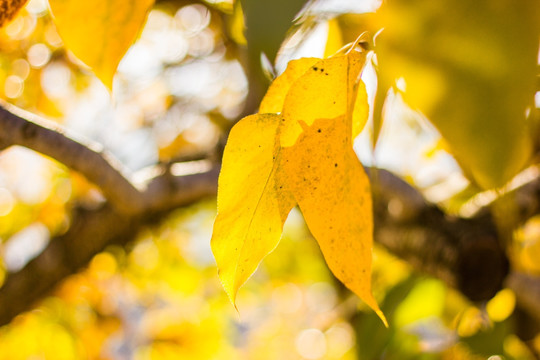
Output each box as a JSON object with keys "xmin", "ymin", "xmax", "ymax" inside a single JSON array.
[{"xmin": 239, "ymin": 0, "xmax": 307, "ymax": 64}]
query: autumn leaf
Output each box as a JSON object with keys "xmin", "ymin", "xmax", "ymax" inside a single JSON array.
[
  {"xmin": 259, "ymin": 57, "xmax": 320, "ymax": 114},
  {"xmin": 212, "ymin": 44, "xmax": 386, "ymax": 324},
  {"xmin": 281, "ymin": 116, "xmax": 386, "ymax": 325},
  {"xmin": 211, "ymin": 113, "xmax": 295, "ymax": 305},
  {"xmin": 279, "ymin": 52, "xmax": 369, "ymax": 147},
  {"xmin": 48, "ymin": 0, "xmax": 155, "ymax": 89}
]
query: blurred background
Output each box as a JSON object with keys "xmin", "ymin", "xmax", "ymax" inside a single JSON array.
[{"xmin": 0, "ymin": 0, "xmax": 539, "ymax": 358}]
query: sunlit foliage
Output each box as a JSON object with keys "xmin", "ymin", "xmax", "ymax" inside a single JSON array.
[{"xmin": 0, "ymin": 0, "xmax": 538, "ymax": 359}]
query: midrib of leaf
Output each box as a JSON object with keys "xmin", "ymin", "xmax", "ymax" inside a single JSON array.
[{"xmin": 232, "ymin": 146, "xmax": 284, "ymax": 291}]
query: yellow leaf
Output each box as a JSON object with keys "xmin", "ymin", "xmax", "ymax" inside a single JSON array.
[
  {"xmin": 48, "ymin": 0, "xmax": 154, "ymax": 89},
  {"xmin": 375, "ymin": 0, "xmax": 536, "ymax": 188},
  {"xmin": 260, "ymin": 54, "xmax": 369, "ymax": 140},
  {"xmin": 280, "ymin": 52, "xmax": 368, "ymax": 147},
  {"xmin": 259, "ymin": 57, "xmax": 320, "ymax": 114},
  {"xmin": 324, "ymin": 18, "xmax": 344, "ymax": 58},
  {"xmin": 211, "ymin": 113, "xmax": 295, "ymax": 305},
  {"xmin": 282, "ymin": 116, "xmax": 386, "ymax": 326},
  {"xmin": 212, "ymin": 45, "xmax": 384, "ymax": 324}
]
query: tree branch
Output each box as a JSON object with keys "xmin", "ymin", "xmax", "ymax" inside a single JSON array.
[
  {"xmin": 370, "ymin": 169, "xmax": 508, "ymax": 301},
  {"xmin": 0, "ymin": 167, "xmax": 218, "ymax": 326},
  {"xmin": 0, "ymin": 100, "xmax": 145, "ymax": 214}
]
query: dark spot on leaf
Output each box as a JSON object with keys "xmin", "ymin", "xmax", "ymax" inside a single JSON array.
[
  {"xmin": 317, "ymin": 129, "xmax": 321, "ymax": 133},
  {"xmin": 320, "ymin": 68, "xmax": 324, "ymax": 72},
  {"xmin": 325, "ymin": 73, "xmax": 328, "ymax": 76},
  {"xmin": 313, "ymin": 66, "xmax": 318, "ymax": 71},
  {"xmin": 334, "ymin": 163, "xmax": 338, "ymax": 167}
]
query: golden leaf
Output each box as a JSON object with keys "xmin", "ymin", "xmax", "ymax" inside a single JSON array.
[
  {"xmin": 212, "ymin": 45, "xmax": 386, "ymax": 324},
  {"xmin": 259, "ymin": 57, "xmax": 320, "ymax": 114},
  {"xmin": 281, "ymin": 116, "xmax": 386, "ymax": 325},
  {"xmin": 279, "ymin": 53, "xmax": 368, "ymax": 146},
  {"xmin": 48, "ymin": 0, "xmax": 155, "ymax": 89},
  {"xmin": 211, "ymin": 114, "xmax": 295, "ymax": 305}
]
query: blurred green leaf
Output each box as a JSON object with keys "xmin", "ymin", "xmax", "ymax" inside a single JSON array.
[
  {"xmin": 394, "ymin": 278, "xmax": 446, "ymax": 328},
  {"xmin": 375, "ymin": 0, "xmax": 539, "ymax": 188},
  {"xmin": 461, "ymin": 318, "xmax": 509, "ymax": 357},
  {"xmin": 239, "ymin": 0, "xmax": 307, "ymax": 64},
  {"xmin": 355, "ymin": 276, "xmax": 416, "ymax": 359}
]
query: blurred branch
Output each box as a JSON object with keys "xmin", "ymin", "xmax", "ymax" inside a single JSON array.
[
  {"xmin": 0, "ymin": 101, "xmax": 220, "ymax": 215},
  {"xmin": 0, "ymin": 100, "xmax": 219, "ymax": 325},
  {"xmin": 370, "ymin": 169, "xmax": 508, "ymax": 302},
  {"xmin": 507, "ymin": 272, "xmax": 540, "ymax": 324},
  {"xmin": 370, "ymin": 168, "xmax": 540, "ymax": 332},
  {"xmin": 0, "ymin": 100, "xmax": 145, "ymax": 214},
  {"xmin": 0, "ymin": 167, "xmax": 218, "ymax": 326}
]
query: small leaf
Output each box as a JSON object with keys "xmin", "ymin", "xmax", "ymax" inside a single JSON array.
[
  {"xmin": 259, "ymin": 57, "xmax": 320, "ymax": 114},
  {"xmin": 0, "ymin": 0, "xmax": 29, "ymax": 27},
  {"xmin": 260, "ymin": 54, "xmax": 370, "ymax": 141},
  {"xmin": 280, "ymin": 53, "xmax": 368, "ymax": 147},
  {"xmin": 211, "ymin": 113, "xmax": 295, "ymax": 305},
  {"xmin": 282, "ymin": 116, "xmax": 386, "ymax": 326},
  {"xmin": 48, "ymin": 0, "xmax": 155, "ymax": 89}
]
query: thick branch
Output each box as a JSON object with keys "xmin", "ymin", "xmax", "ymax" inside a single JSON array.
[
  {"xmin": 370, "ymin": 169, "xmax": 540, "ymax": 326},
  {"xmin": 0, "ymin": 100, "xmax": 145, "ymax": 214},
  {"xmin": 507, "ymin": 272, "xmax": 540, "ymax": 324},
  {"xmin": 370, "ymin": 169, "xmax": 508, "ymax": 302}
]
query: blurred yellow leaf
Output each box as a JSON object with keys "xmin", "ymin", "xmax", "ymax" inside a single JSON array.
[
  {"xmin": 227, "ymin": 0, "xmax": 246, "ymax": 46},
  {"xmin": 212, "ymin": 46, "xmax": 386, "ymax": 324},
  {"xmin": 486, "ymin": 288, "xmax": 515, "ymax": 322},
  {"xmin": 375, "ymin": 0, "xmax": 538, "ymax": 188},
  {"xmin": 48, "ymin": 0, "xmax": 154, "ymax": 89},
  {"xmin": 324, "ymin": 18, "xmax": 344, "ymax": 58}
]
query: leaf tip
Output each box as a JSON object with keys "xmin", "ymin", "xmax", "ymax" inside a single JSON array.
[
  {"xmin": 217, "ymin": 269, "xmax": 241, "ymax": 312},
  {"xmin": 376, "ymin": 309, "xmax": 389, "ymax": 328}
]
